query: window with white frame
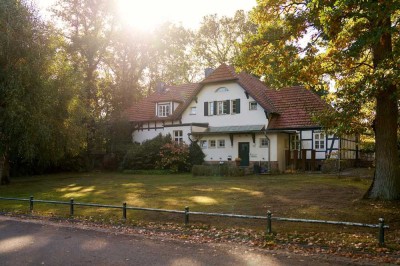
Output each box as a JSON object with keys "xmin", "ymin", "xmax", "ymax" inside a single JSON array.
[
  {"xmin": 290, "ymin": 134, "xmax": 300, "ymax": 150},
  {"xmin": 260, "ymin": 138, "xmax": 269, "ymax": 148},
  {"xmin": 314, "ymin": 132, "xmax": 325, "ymax": 150},
  {"xmin": 200, "ymin": 140, "xmax": 207, "ymax": 149},
  {"xmin": 157, "ymin": 103, "xmax": 171, "ymax": 117},
  {"xmin": 218, "ymin": 139, "xmax": 225, "ymax": 148},
  {"xmin": 231, "ymin": 99, "xmax": 240, "ymax": 114},
  {"xmin": 249, "ymin": 101, "xmax": 257, "ymax": 110},
  {"xmin": 217, "ymin": 101, "xmax": 229, "ymax": 115},
  {"xmin": 174, "ymin": 130, "xmax": 183, "ymax": 143},
  {"xmin": 208, "ymin": 101, "xmax": 214, "ymax": 116},
  {"xmin": 209, "ymin": 140, "xmax": 216, "ymax": 148},
  {"xmin": 190, "ymin": 107, "xmax": 197, "ymax": 115}
]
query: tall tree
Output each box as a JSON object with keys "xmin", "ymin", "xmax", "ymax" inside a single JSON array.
[
  {"xmin": 194, "ymin": 10, "xmax": 256, "ymax": 68},
  {"xmin": 145, "ymin": 22, "xmax": 197, "ymax": 89},
  {"xmin": 0, "ymin": 0, "xmax": 84, "ymax": 183},
  {"xmin": 239, "ymin": 0, "xmax": 400, "ymax": 200},
  {"xmin": 53, "ymin": 0, "xmax": 116, "ymax": 161}
]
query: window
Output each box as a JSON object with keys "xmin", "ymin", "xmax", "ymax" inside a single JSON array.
[
  {"xmin": 217, "ymin": 101, "xmax": 230, "ymax": 115},
  {"xmin": 314, "ymin": 132, "xmax": 325, "ymax": 150},
  {"xmin": 204, "ymin": 101, "xmax": 214, "ymax": 116},
  {"xmin": 174, "ymin": 130, "xmax": 183, "ymax": 143},
  {"xmin": 260, "ymin": 138, "xmax": 269, "ymax": 148},
  {"xmin": 205, "ymin": 100, "xmax": 234, "ymax": 116},
  {"xmin": 190, "ymin": 107, "xmax": 197, "ymax": 115},
  {"xmin": 218, "ymin": 139, "xmax": 225, "ymax": 148},
  {"xmin": 249, "ymin": 101, "xmax": 257, "ymax": 110},
  {"xmin": 290, "ymin": 134, "xmax": 300, "ymax": 150},
  {"xmin": 231, "ymin": 99, "xmax": 240, "ymax": 114},
  {"xmin": 157, "ymin": 103, "xmax": 171, "ymax": 117},
  {"xmin": 209, "ymin": 140, "xmax": 216, "ymax": 148},
  {"xmin": 215, "ymin": 87, "xmax": 229, "ymax": 93},
  {"xmin": 200, "ymin": 140, "xmax": 207, "ymax": 149}
]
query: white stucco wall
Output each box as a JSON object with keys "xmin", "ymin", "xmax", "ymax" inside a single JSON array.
[
  {"xmin": 196, "ymin": 133, "xmax": 283, "ymax": 164},
  {"xmin": 181, "ymin": 82, "xmax": 268, "ymax": 127},
  {"xmin": 132, "ymin": 122, "xmax": 192, "ymax": 144}
]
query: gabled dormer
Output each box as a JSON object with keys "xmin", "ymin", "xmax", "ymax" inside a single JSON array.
[{"xmin": 155, "ymin": 101, "xmax": 182, "ymax": 117}]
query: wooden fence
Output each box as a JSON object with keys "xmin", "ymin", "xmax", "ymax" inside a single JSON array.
[{"xmin": 0, "ymin": 196, "xmax": 389, "ymax": 246}]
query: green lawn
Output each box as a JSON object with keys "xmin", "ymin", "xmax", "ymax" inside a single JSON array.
[
  {"xmin": 0, "ymin": 172, "xmax": 399, "ymax": 252},
  {"xmin": 0, "ymin": 172, "xmax": 374, "ymax": 217}
]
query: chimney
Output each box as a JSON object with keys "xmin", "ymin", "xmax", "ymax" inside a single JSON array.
[
  {"xmin": 156, "ymin": 82, "xmax": 166, "ymax": 93},
  {"xmin": 204, "ymin": 68, "xmax": 214, "ymax": 78}
]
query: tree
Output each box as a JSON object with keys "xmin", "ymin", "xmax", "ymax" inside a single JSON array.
[
  {"xmin": 53, "ymin": 0, "xmax": 116, "ymax": 163},
  {"xmin": 145, "ymin": 22, "xmax": 197, "ymax": 89},
  {"xmin": 239, "ymin": 0, "xmax": 400, "ymax": 199},
  {"xmin": 194, "ymin": 10, "xmax": 256, "ymax": 69},
  {"xmin": 107, "ymin": 26, "xmax": 150, "ymax": 109},
  {"xmin": 0, "ymin": 0, "xmax": 84, "ymax": 183}
]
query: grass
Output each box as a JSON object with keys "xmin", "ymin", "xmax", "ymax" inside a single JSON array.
[{"xmin": 0, "ymin": 172, "xmax": 399, "ymax": 254}]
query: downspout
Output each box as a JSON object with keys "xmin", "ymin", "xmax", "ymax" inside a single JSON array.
[{"xmin": 264, "ymin": 130, "xmax": 271, "ymax": 173}]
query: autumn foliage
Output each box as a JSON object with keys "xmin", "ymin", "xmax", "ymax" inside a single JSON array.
[{"xmin": 158, "ymin": 143, "xmax": 190, "ymax": 173}]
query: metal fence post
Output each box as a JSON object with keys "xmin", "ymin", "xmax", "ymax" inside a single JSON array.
[
  {"xmin": 379, "ymin": 218, "xmax": 385, "ymax": 246},
  {"xmin": 184, "ymin": 206, "xmax": 189, "ymax": 225},
  {"xmin": 70, "ymin": 198, "xmax": 74, "ymax": 217},
  {"xmin": 29, "ymin": 196, "xmax": 34, "ymax": 213},
  {"xmin": 266, "ymin": 211, "xmax": 272, "ymax": 234},
  {"xmin": 123, "ymin": 202, "xmax": 127, "ymax": 220}
]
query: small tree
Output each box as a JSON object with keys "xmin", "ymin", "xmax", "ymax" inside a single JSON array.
[{"xmin": 188, "ymin": 141, "xmax": 205, "ymax": 166}]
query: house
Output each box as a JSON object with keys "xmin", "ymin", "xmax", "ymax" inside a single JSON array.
[{"xmin": 126, "ymin": 64, "xmax": 358, "ymax": 172}]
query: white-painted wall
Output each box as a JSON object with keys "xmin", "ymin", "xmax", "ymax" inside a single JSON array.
[
  {"xmin": 132, "ymin": 122, "xmax": 192, "ymax": 144},
  {"xmin": 197, "ymin": 133, "xmax": 274, "ymax": 163},
  {"xmin": 181, "ymin": 82, "xmax": 268, "ymax": 127}
]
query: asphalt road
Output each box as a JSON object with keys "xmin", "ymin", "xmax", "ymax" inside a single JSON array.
[{"xmin": 0, "ymin": 215, "xmax": 362, "ymax": 266}]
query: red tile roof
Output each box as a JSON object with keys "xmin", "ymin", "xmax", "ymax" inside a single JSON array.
[
  {"xmin": 200, "ymin": 64, "xmax": 238, "ymax": 84},
  {"xmin": 237, "ymin": 72, "xmax": 278, "ymax": 113},
  {"xmin": 266, "ymin": 86, "xmax": 330, "ymax": 130},
  {"xmin": 125, "ymin": 83, "xmax": 199, "ymax": 122},
  {"xmin": 126, "ymin": 64, "xmax": 330, "ymax": 129}
]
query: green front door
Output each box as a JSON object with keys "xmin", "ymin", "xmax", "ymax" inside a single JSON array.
[{"xmin": 238, "ymin": 142, "xmax": 250, "ymax": 166}]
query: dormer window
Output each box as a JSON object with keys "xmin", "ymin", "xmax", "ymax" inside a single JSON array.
[{"xmin": 157, "ymin": 103, "xmax": 171, "ymax": 117}]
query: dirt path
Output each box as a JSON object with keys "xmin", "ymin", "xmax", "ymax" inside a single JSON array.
[{"xmin": 0, "ymin": 215, "xmax": 369, "ymax": 266}]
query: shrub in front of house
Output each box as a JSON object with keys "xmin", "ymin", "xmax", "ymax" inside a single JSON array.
[
  {"xmin": 120, "ymin": 134, "xmax": 172, "ymax": 170},
  {"xmin": 192, "ymin": 164, "xmax": 245, "ymax": 176},
  {"xmin": 188, "ymin": 141, "xmax": 206, "ymax": 166},
  {"xmin": 321, "ymin": 158, "xmax": 354, "ymax": 173},
  {"xmin": 157, "ymin": 142, "xmax": 190, "ymax": 173}
]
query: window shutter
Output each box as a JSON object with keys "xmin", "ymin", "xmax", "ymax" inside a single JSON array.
[
  {"xmin": 204, "ymin": 102, "xmax": 208, "ymax": 116},
  {"xmin": 236, "ymin": 99, "xmax": 240, "ymax": 114},
  {"xmin": 225, "ymin": 100, "xmax": 230, "ymax": 114},
  {"xmin": 213, "ymin": 101, "xmax": 217, "ymax": 115}
]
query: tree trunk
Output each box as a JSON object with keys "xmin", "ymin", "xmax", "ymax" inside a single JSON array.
[
  {"xmin": 368, "ymin": 86, "xmax": 400, "ymax": 199},
  {"xmin": 366, "ymin": 12, "xmax": 400, "ymax": 200},
  {"xmin": 1, "ymin": 153, "xmax": 10, "ymax": 185}
]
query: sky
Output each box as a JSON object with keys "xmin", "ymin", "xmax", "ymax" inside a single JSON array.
[{"xmin": 34, "ymin": 0, "xmax": 257, "ymax": 30}]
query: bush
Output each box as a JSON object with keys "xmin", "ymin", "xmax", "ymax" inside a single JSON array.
[
  {"xmin": 158, "ymin": 142, "xmax": 190, "ymax": 173},
  {"xmin": 121, "ymin": 169, "xmax": 172, "ymax": 175},
  {"xmin": 321, "ymin": 159, "xmax": 354, "ymax": 173},
  {"xmin": 189, "ymin": 141, "xmax": 205, "ymax": 166},
  {"xmin": 120, "ymin": 134, "xmax": 172, "ymax": 170},
  {"xmin": 192, "ymin": 164, "xmax": 245, "ymax": 176}
]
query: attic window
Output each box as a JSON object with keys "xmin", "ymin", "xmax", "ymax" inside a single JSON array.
[
  {"xmin": 249, "ymin": 101, "xmax": 257, "ymax": 110},
  {"xmin": 157, "ymin": 103, "xmax": 171, "ymax": 117},
  {"xmin": 215, "ymin": 87, "xmax": 229, "ymax": 93}
]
